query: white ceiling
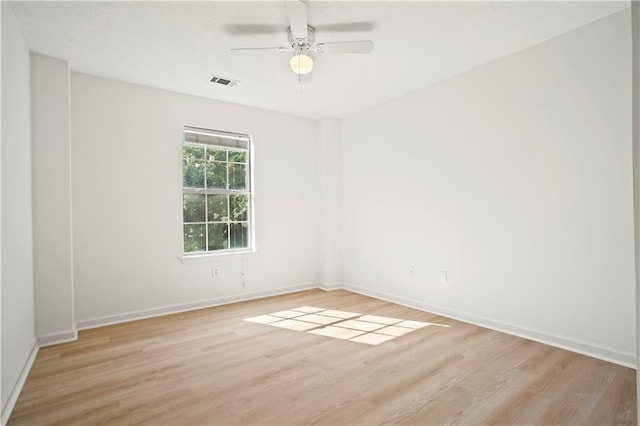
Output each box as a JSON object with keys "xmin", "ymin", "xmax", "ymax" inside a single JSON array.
[{"xmin": 10, "ymin": 1, "xmax": 629, "ymax": 120}]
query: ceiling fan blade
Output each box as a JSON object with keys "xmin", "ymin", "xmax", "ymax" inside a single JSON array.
[
  {"xmin": 314, "ymin": 40, "xmax": 374, "ymax": 54},
  {"xmin": 230, "ymin": 47, "xmax": 292, "ymax": 55},
  {"xmin": 286, "ymin": 0, "xmax": 308, "ymax": 39}
]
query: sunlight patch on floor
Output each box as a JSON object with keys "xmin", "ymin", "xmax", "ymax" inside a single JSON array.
[{"xmin": 244, "ymin": 306, "xmax": 443, "ymax": 346}]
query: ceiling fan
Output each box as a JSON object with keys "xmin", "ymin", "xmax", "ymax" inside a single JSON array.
[{"xmin": 230, "ymin": 0, "xmax": 374, "ymax": 76}]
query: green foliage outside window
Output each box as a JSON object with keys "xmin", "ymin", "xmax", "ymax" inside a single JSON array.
[{"xmin": 182, "ymin": 142, "xmax": 250, "ymax": 253}]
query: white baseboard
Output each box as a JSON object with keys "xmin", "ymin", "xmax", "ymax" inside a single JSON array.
[
  {"xmin": 36, "ymin": 329, "xmax": 78, "ymax": 347},
  {"xmin": 4, "ymin": 280, "xmax": 632, "ymax": 426},
  {"xmin": 317, "ymin": 282, "xmax": 342, "ymax": 291},
  {"xmin": 1, "ymin": 343, "xmax": 39, "ymax": 426},
  {"xmin": 343, "ymin": 283, "xmax": 636, "ymax": 369},
  {"xmin": 76, "ymin": 282, "xmax": 319, "ymax": 330},
  {"xmin": 0, "ymin": 283, "xmax": 318, "ymax": 423},
  {"xmin": 77, "ymin": 281, "xmax": 636, "ymax": 367}
]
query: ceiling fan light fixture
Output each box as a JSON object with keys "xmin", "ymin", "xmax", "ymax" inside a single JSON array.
[{"xmin": 290, "ymin": 53, "xmax": 313, "ymax": 75}]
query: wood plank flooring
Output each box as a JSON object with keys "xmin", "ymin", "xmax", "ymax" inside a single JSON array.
[{"xmin": 8, "ymin": 289, "xmax": 637, "ymax": 425}]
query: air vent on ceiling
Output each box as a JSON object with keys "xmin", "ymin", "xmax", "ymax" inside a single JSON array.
[{"xmin": 209, "ymin": 75, "xmax": 239, "ymax": 87}]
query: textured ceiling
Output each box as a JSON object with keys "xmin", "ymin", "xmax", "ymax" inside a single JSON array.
[{"xmin": 10, "ymin": 1, "xmax": 629, "ymax": 119}]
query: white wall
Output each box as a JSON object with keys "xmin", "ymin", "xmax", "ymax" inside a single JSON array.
[
  {"xmin": 317, "ymin": 118, "xmax": 342, "ymax": 287},
  {"xmin": 631, "ymin": 0, "xmax": 639, "ymax": 419},
  {"xmin": 341, "ymin": 9, "xmax": 635, "ymax": 365},
  {"xmin": 70, "ymin": 73, "xmax": 320, "ymax": 325},
  {"xmin": 1, "ymin": 1, "xmax": 35, "ymax": 416},
  {"xmin": 30, "ymin": 53, "xmax": 75, "ymax": 343}
]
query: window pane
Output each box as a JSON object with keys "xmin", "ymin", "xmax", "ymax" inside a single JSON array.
[
  {"xmin": 228, "ymin": 163, "xmax": 247, "ymax": 190},
  {"xmin": 183, "ymin": 194, "xmax": 206, "ymax": 223},
  {"xmin": 206, "ymin": 162, "xmax": 227, "ymax": 189},
  {"xmin": 184, "ymin": 224, "xmax": 206, "ymax": 252},
  {"xmin": 182, "ymin": 128, "xmax": 252, "ymax": 255},
  {"xmin": 230, "ymin": 195, "xmax": 248, "ymax": 221},
  {"xmin": 229, "ymin": 151, "xmax": 247, "ymax": 163},
  {"xmin": 183, "ymin": 159, "xmax": 205, "ymax": 188},
  {"xmin": 206, "ymin": 147, "xmax": 227, "ymax": 162},
  {"xmin": 183, "ymin": 145, "xmax": 204, "ymax": 160},
  {"xmin": 208, "ymin": 223, "xmax": 229, "ymax": 251},
  {"xmin": 207, "ymin": 194, "xmax": 228, "ymax": 222},
  {"xmin": 230, "ymin": 223, "xmax": 249, "ymax": 249}
]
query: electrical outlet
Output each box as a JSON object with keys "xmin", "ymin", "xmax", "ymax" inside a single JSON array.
[
  {"xmin": 408, "ymin": 266, "xmax": 416, "ymax": 278},
  {"xmin": 212, "ymin": 265, "xmax": 221, "ymax": 279},
  {"xmin": 440, "ymin": 270, "xmax": 448, "ymax": 284}
]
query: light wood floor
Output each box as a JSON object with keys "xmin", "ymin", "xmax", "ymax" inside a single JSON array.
[{"xmin": 9, "ymin": 289, "xmax": 636, "ymax": 425}]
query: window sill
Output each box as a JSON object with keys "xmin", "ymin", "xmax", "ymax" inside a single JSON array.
[{"xmin": 178, "ymin": 249, "xmax": 256, "ymax": 264}]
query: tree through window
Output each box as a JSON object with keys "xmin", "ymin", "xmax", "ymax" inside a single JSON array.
[{"xmin": 182, "ymin": 127, "xmax": 253, "ymax": 254}]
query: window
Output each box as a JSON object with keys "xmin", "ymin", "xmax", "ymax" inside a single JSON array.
[{"xmin": 182, "ymin": 126, "xmax": 253, "ymax": 255}]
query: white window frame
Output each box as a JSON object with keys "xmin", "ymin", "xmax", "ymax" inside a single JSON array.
[{"xmin": 181, "ymin": 126, "xmax": 255, "ymax": 258}]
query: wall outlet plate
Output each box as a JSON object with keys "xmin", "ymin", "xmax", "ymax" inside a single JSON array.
[{"xmin": 212, "ymin": 265, "xmax": 221, "ymax": 278}]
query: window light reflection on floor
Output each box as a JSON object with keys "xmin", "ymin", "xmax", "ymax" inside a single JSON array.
[{"xmin": 244, "ymin": 306, "xmax": 450, "ymax": 346}]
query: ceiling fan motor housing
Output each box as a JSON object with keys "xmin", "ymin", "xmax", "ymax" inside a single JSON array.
[{"xmin": 288, "ymin": 25, "xmax": 316, "ymax": 52}]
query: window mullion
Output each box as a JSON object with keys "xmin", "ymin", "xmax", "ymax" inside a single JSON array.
[
  {"xmin": 226, "ymin": 150, "xmax": 231, "ymax": 250},
  {"xmin": 183, "ymin": 188, "xmax": 249, "ymax": 196},
  {"xmin": 204, "ymin": 148, "xmax": 209, "ymax": 252},
  {"xmin": 227, "ymin": 195, "xmax": 231, "ymax": 250}
]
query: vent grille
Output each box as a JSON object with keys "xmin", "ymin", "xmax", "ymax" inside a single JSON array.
[{"xmin": 209, "ymin": 75, "xmax": 239, "ymax": 87}]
